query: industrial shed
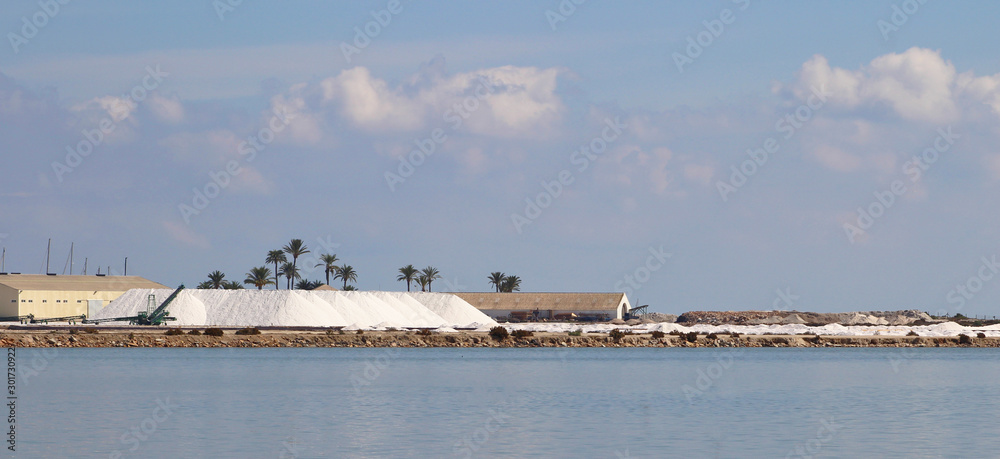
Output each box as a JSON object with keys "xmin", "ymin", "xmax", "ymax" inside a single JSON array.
[
  {"xmin": 453, "ymin": 292, "xmax": 631, "ymax": 321},
  {"xmin": 0, "ymin": 274, "xmax": 168, "ymax": 319}
]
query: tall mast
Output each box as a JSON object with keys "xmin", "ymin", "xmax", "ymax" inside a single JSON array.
[
  {"xmin": 83, "ymin": 257, "xmax": 88, "ymax": 275},
  {"xmin": 45, "ymin": 238, "xmax": 51, "ymax": 274}
]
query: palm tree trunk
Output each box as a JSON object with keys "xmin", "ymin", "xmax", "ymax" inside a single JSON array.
[{"xmin": 274, "ymin": 261, "xmax": 280, "ymax": 290}]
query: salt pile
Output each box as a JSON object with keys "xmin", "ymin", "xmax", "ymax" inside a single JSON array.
[
  {"xmin": 91, "ymin": 289, "xmax": 497, "ymax": 329},
  {"xmin": 397, "ymin": 292, "xmax": 496, "ymax": 328}
]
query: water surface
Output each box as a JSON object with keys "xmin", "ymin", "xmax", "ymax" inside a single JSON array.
[{"xmin": 17, "ymin": 347, "xmax": 1000, "ymax": 457}]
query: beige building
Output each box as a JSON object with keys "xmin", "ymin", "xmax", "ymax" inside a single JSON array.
[
  {"xmin": 453, "ymin": 292, "xmax": 631, "ymax": 321},
  {"xmin": 0, "ymin": 274, "xmax": 167, "ymax": 319}
]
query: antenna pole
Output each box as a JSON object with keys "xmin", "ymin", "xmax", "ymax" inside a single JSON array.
[
  {"xmin": 83, "ymin": 258, "xmax": 88, "ymax": 275},
  {"xmin": 70, "ymin": 243, "xmax": 74, "ymax": 275},
  {"xmin": 124, "ymin": 257, "xmax": 128, "ymax": 276},
  {"xmin": 45, "ymin": 238, "xmax": 51, "ymax": 274}
]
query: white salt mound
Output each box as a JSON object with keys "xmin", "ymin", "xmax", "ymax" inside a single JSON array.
[
  {"xmin": 94, "ymin": 289, "xmax": 492, "ymax": 328},
  {"xmin": 404, "ymin": 292, "xmax": 497, "ymax": 327}
]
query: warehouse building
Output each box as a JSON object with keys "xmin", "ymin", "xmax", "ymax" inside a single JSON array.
[
  {"xmin": 453, "ymin": 292, "xmax": 631, "ymax": 321},
  {"xmin": 0, "ymin": 274, "xmax": 168, "ymax": 319}
]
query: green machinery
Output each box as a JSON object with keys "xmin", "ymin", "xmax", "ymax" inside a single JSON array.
[{"xmin": 84, "ymin": 285, "xmax": 183, "ymax": 326}]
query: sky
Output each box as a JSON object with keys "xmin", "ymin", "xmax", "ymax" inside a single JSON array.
[{"xmin": 3, "ymin": 1, "xmax": 1000, "ymax": 316}]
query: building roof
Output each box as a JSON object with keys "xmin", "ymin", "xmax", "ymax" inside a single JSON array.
[
  {"xmin": 452, "ymin": 292, "xmax": 628, "ymax": 311},
  {"xmin": 0, "ymin": 274, "xmax": 168, "ymax": 292}
]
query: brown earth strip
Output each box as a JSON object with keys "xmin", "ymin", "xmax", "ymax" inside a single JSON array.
[{"xmin": 1, "ymin": 327, "xmax": 997, "ymax": 348}]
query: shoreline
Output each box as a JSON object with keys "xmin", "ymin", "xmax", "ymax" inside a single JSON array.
[{"xmin": 3, "ymin": 327, "xmax": 999, "ymax": 348}]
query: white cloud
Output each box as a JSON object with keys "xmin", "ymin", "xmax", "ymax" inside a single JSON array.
[
  {"xmin": 268, "ymin": 86, "xmax": 326, "ymax": 145},
  {"xmin": 321, "ymin": 67, "xmax": 426, "ymax": 132},
  {"xmin": 148, "ymin": 93, "xmax": 185, "ymax": 124},
  {"xmin": 73, "ymin": 95, "xmax": 133, "ymax": 122},
  {"xmin": 315, "ymin": 64, "xmax": 565, "ymax": 138},
  {"xmin": 786, "ymin": 47, "xmax": 1000, "ymax": 124}
]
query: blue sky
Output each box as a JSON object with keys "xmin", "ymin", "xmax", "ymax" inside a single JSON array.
[{"xmin": 3, "ymin": 1, "xmax": 1000, "ymax": 316}]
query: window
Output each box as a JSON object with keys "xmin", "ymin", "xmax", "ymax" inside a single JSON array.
[
  {"xmin": 42, "ymin": 300, "xmax": 47, "ymax": 303},
  {"xmin": 9, "ymin": 300, "xmax": 14, "ymax": 303},
  {"xmin": 77, "ymin": 300, "xmax": 82, "ymax": 303}
]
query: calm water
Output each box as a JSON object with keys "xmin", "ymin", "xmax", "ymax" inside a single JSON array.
[{"xmin": 14, "ymin": 347, "xmax": 1000, "ymax": 458}]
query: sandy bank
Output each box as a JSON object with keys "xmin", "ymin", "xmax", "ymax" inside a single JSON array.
[{"xmin": 3, "ymin": 327, "xmax": 1000, "ymax": 348}]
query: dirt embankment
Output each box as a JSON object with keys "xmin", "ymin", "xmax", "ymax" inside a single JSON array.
[{"xmin": 2, "ymin": 328, "xmax": 998, "ymax": 348}]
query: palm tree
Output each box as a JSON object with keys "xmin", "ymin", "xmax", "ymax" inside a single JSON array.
[
  {"xmin": 265, "ymin": 250, "xmax": 287, "ymax": 290},
  {"xmin": 488, "ymin": 272, "xmax": 506, "ymax": 292},
  {"xmin": 421, "ymin": 266, "xmax": 441, "ymax": 292},
  {"xmin": 222, "ymin": 280, "xmax": 244, "ymax": 289},
  {"xmin": 315, "ymin": 253, "xmax": 339, "ymax": 287},
  {"xmin": 279, "ymin": 262, "xmax": 299, "ymax": 290},
  {"xmin": 296, "ymin": 279, "xmax": 324, "ymax": 290},
  {"xmin": 500, "ymin": 275, "xmax": 521, "ymax": 292},
  {"xmin": 282, "ymin": 239, "xmax": 310, "ymax": 289},
  {"xmin": 205, "ymin": 270, "xmax": 226, "ymax": 289},
  {"xmin": 244, "ymin": 266, "xmax": 275, "ymax": 290},
  {"xmin": 397, "ymin": 264, "xmax": 419, "ymax": 292},
  {"xmin": 196, "ymin": 280, "xmax": 213, "ymax": 289},
  {"xmin": 335, "ymin": 265, "xmax": 358, "ymax": 290},
  {"xmin": 416, "ymin": 274, "xmax": 430, "ymax": 292},
  {"xmin": 342, "ymin": 285, "xmax": 358, "ymax": 291}
]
